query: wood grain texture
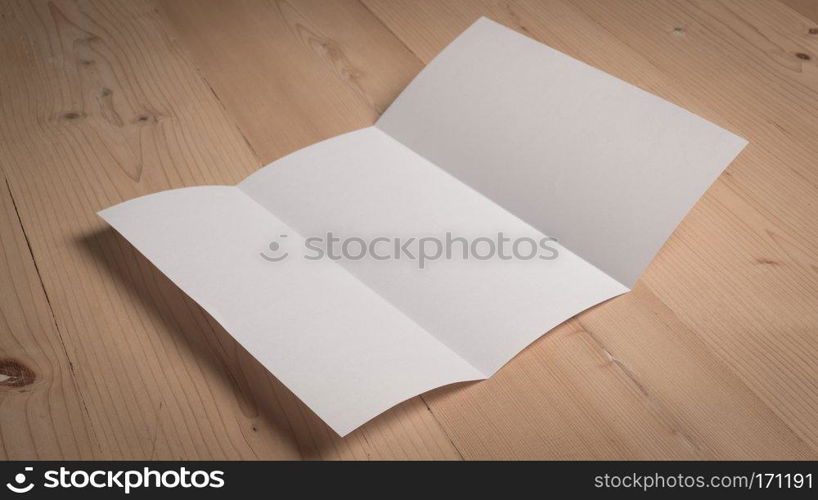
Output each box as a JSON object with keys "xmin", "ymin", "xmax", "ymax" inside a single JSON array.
[
  {"xmin": 0, "ymin": 0, "xmax": 460, "ymax": 459},
  {"xmin": 0, "ymin": 179, "xmax": 95, "ymax": 459},
  {"xmin": 1, "ymin": 0, "xmax": 817, "ymax": 459},
  {"xmin": 781, "ymin": 0, "xmax": 818, "ymax": 24},
  {"xmin": 159, "ymin": 0, "xmax": 423, "ymax": 163}
]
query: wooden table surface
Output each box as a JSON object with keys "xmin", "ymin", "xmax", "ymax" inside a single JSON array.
[{"xmin": 2, "ymin": 0, "xmax": 817, "ymax": 460}]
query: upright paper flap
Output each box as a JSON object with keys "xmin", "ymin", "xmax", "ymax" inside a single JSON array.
[{"xmin": 377, "ymin": 17, "xmax": 747, "ymax": 286}]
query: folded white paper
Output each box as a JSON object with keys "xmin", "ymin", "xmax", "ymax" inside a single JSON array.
[{"xmin": 99, "ymin": 18, "xmax": 747, "ymax": 435}]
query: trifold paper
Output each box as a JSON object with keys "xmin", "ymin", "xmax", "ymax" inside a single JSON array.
[{"xmin": 99, "ymin": 18, "xmax": 747, "ymax": 435}]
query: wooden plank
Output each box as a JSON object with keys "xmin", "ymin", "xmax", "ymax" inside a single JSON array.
[
  {"xmin": 361, "ymin": 0, "xmax": 818, "ymax": 457},
  {"xmin": 0, "ymin": 0, "xmax": 459, "ymax": 459},
  {"xmin": 428, "ymin": 292, "xmax": 813, "ymax": 459},
  {"xmin": 159, "ymin": 0, "xmax": 423, "ymax": 164},
  {"xmin": 0, "ymin": 178, "xmax": 96, "ymax": 459},
  {"xmin": 780, "ymin": 0, "xmax": 818, "ymax": 24}
]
